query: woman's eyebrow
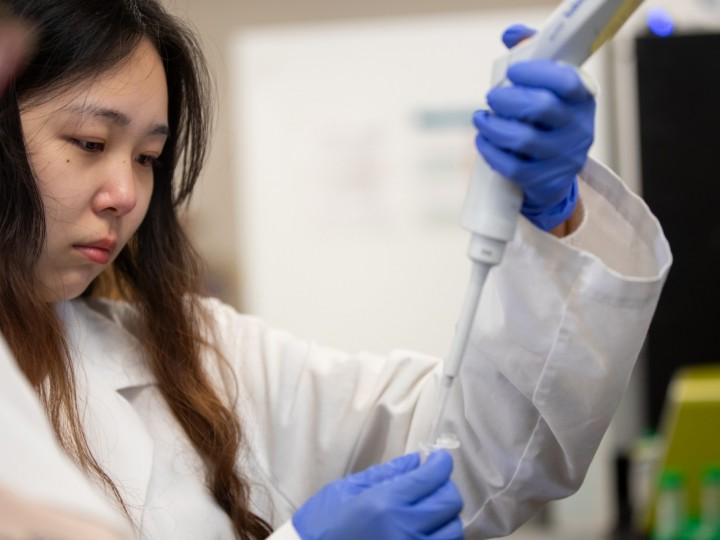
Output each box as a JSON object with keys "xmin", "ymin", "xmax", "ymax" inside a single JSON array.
[{"xmin": 65, "ymin": 103, "xmax": 169, "ymax": 136}]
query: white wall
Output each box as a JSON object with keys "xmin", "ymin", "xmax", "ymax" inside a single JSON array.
[{"xmin": 161, "ymin": 0, "xmax": 556, "ymax": 305}]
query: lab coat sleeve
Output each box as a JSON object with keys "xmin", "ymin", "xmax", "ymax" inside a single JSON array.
[
  {"xmin": 205, "ymin": 157, "xmax": 671, "ymax": 538},
  {"xmin": 0, "ymin": 336, "xmax": 132, "ymax": 538}
]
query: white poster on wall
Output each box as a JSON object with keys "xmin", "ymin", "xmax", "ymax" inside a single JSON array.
[{"xmin": 232, "ymin": 10, "xmax": 610, "ymax": 355}]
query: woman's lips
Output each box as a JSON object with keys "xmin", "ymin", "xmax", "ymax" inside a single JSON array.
[{"xmin": 73, "ymin": 245, "xmax": 113, "ymax": 265}]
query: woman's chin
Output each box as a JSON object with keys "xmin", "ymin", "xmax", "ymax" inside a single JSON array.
[{"xmin": 42, "ymin": 269, "xmax": 99, "ymax": 303}]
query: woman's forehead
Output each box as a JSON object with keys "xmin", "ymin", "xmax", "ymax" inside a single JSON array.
[
  {"xmin": 23, "ymin": 39, "xmax": 168, "ymax": 130},
  {"xmin": 74, "ymin": 39, "xmax": 167, "ymax": 112}
]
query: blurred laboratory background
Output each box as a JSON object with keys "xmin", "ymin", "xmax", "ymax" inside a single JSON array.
[{"xmin": 161, "ymin": 0, "xmax": 720, "ymax": 538}]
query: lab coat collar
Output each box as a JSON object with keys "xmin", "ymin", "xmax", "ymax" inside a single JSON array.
[
  {"xmin": 57, "ymin": 299, "xmax": 157, "ymax": 391},
  {"xmin": 57, "ymin": 299, "xmax": 156, "ymax": 525}
]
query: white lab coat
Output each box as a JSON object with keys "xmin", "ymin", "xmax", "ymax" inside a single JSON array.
[
  {"xmin": 0, "ymin": 337, "xmax": 132, "ymax": 538},
  {"xmin": 0, "ymin": 158, "xmax": 671, "ymax": 539}
]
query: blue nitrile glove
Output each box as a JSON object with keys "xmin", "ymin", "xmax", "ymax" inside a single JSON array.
[
  {"xmin": 292, "ymin": 451, "xmax": 464, "ymax": 540},
  {"xmin": 473, "ymin": 24, "xmax": 596, "ymax": 232}
]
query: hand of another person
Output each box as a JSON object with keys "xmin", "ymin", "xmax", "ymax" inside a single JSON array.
[
  {"xmin": 292, "ymin": 451, "xmax": 464, "ymax": 540},
  {"xmin": 473, "ymin": 24, "xmax": 596, "ymax": 232},
  {"xmin": 0, "ymin": 486, "xmax": 129, "ymax": 540}
]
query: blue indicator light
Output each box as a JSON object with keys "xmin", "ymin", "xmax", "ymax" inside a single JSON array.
[{"xmin": 647, "ymin": 7, "xmax": 675, "ymax": 37}]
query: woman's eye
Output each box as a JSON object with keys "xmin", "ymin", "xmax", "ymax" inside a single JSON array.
[
  {"xmin": 137, "ymin": 154, "xmax": 161, "ymax": 168},
  {"xmin": 70, "ymin": 138, "xmax": 105, "ymax": 153}
]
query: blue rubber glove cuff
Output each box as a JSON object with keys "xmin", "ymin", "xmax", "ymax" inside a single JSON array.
[{"xmin": 521, "ymin": 176, "xmax": 579, "ymax": 231}]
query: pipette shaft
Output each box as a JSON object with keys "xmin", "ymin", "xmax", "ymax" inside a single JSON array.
[{"xmin": 429, "ymin": 261, "xmax": 491, "ymax": 443}]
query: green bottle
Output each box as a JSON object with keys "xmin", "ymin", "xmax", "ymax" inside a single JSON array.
[
  {"xmin": 695, "ymin": 467, "xmax": 720, "ymax": 540},
  {"xmin": 654, "ymin": 470, "xmax": 687, "ymax": 540}
]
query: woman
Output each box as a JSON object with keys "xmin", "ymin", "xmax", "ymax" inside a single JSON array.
[{"xmin": 0, "ymin": 0, "xmax": 671, "ymax": 539}]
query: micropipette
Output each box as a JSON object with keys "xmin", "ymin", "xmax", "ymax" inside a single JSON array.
[{"xmin": 423, "ymin": 0, "xmax": 645, "ymax": 456}]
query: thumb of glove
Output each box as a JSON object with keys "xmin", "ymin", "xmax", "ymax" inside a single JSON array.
[
  {"xmin": 387, "ymin": 450, "xmax": 454, "ymax": 504},
  {"xmin": 502, "ymin": 24, "xmax": 536, "ymax": 49},
  {"xmin": 345, "ymin": 453, "xmax": 421, "ymax": 491}
]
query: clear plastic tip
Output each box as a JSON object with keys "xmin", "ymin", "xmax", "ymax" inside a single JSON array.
[{"xmin": 420, "ymin": 433, "xmax": 461, "ymax": 461}]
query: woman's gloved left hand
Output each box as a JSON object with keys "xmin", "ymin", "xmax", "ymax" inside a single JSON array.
[
  {"xmin": 473, "ymin": 24, "xmax": 596, "ymax": 232},
  {"xmin": 292, "ymin": 451, "xmax": 464, "ymax": 540}
]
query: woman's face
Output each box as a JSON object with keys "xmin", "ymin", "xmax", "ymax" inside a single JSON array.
[{"xmin": 20, "ymin": 39, "xmax": 169, "ymax": 302}]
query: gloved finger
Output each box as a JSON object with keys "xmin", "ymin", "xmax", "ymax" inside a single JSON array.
[
  {"xmin": 347, "ymin": 453, "xmax": 421, "ymax": 489},
  {"xmin": 523, "ymin": 176, "xmax": 576, "ymax": 208},
  {"xmin": 474, "ymin": 111, "xmax": 564, "ymax": 160},
  {"xmin": 475, "ymin": 134, "xmax": 568, "ymax": 193},
  {"xmin": 475, "ymin": 133, "xmax": 523, "ymax": 181},
  {"xmin": 388, "ymin": 450, "xmax": 454, "ymax": 504},
  {"xmin": 502, "ymin": 24, "xmax": 536, "ymax": 49},
  {"xmin": 428, "ymin": 516, "xmax": 464, "ymax": 540},
  {"xmin": 407, "ymin": 480, "xmax": 463, "ymax": 534},
  {"xmin": 486, "ymin": 86, "xmax": 573, "ymax": 128},
  {"xmin": 507, "ymin": 60, "xmax": 593, "ymax": 104},
  {"xmin": 515, "ymin": 156, "xmax": 585, "ymax": 203}
]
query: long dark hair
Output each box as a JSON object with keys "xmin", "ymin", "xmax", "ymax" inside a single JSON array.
[{"xmin": 0, "ymin": 1, "xmax": 272, "ymax": 538}]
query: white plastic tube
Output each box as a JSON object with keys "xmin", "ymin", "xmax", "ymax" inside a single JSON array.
[{"xmin": 428, "ymin": 260, "xmax": 491, "ymax": 446}]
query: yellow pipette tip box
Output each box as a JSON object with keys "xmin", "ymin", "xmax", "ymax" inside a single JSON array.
[{"xmin": 644, "ymin": 366, "xmax": 720, "ymax": 531}]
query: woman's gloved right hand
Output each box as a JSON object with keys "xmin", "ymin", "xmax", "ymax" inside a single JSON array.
[
  {"xmin": 473, "ymin": 23, "xmax": 596, "ymax": 232},
  {"xmin": 292, "ymin": 451, "xmax": 464, "ymax": 540}
]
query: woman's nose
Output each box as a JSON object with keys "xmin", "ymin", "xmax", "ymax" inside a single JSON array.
[{"xmin": 93, "ymin": 160, "xmax": 138, "ymax": 217}]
